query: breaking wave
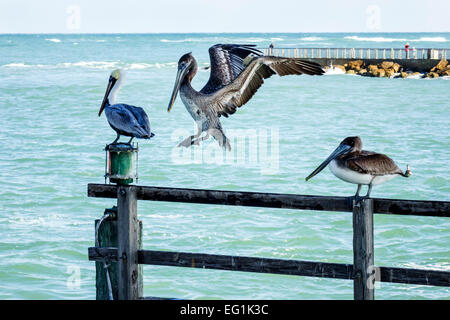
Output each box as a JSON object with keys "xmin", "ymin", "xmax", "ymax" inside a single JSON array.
[
  {"xmin": 345, "ymin": 35, "xmax": 447, "ymax": 42},
  {"xmin": 1, "ymin": 61, "xmax": 178, "ymax": 70},
  {"xmin": 324, "ymin": 67, "xmax": 345, "ymax": 75},
  {"xmin": 160, "ymin": 37, "xmax": 275, "ymax": 43},
  {"xmin": 412, "ymin": 37, "xmax": 447, "ymax": 42},
  {"xmin": 160, "ymin": 38, "xmax": 203, "ymax": 43},
  {"xmin": 345, "ymin": 36, "xmax": 407, "ymax": 42},
  {"xmin": 59, "ymin": 61, "xmax": 118, "ymax": 69},
  {"xmin": 300, "ymin": 37, "xmax": 325, "ymax": 41},
  {"xmin": 2, "ymin": 63, "xmax": 33, "ymax": 68},
  {"xmin": 45, "ymin": 38, "xmax": 61, "ymax": 43}
]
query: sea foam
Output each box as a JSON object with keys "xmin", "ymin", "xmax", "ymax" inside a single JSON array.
[
  {"xmin": 345, "ymin": 35, "xmax": 447, "ymax": 42},
  {"xmin": 1, "ymin": 61, "xmax": 179, "ymax": 70},
  {"xmin": 324, "ymin": 67, "xmax": 345, "ymax": 75},
  {"xmin": 300, "ymin": 37, "xmax": 325, "ymax": 41},
  {"xmin": 45, "ymin": 38, "xmax": 61, "ymax": 43},
  {"xmin": 2, "ymin": 63, "xmax": 31, "ymax": 68},
  {"xmin": 160, "ymin": 38, "xmax": 208, "ymax": 43},
  {"xmin": 345, "ymin": 36, "xmax": 407, "ymax": 42},
  {"xmin": 412, "ymin": 37, "xmax": 447, "ymax": 42}
]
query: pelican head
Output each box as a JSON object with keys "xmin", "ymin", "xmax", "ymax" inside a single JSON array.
[
  {"xmin": 99, "ymin": 69, "xmax": 122, "ymax": 117},
  {"xmin": 306, "ymin": 136, "xmax": 362, "ymax": 181},
  {"xmin": 168, "ymin": 52, "xmax": 197, "ymax": 112}
]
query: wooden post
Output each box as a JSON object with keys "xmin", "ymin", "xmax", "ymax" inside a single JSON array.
[
  {"xmin": 95, "ymin": 208, "xmax": 118, "ymax": 300},
  {"xmin": 117, "ymin": 185, "xmax": 142, "ymax": 300},
  {"xmin": 353, "ymin": 198, "xmax": 375, "ymax": 300}
]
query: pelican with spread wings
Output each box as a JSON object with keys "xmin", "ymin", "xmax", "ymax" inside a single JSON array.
[{"xmin": 167, "ymin": 44, "xmax": 324, "ymax": 150}]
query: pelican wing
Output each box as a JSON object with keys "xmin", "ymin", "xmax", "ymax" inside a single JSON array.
[
  {"xmin": 200, "ymin": 44, "xmax": 262, "ymax": 94},
  {"xmin": 346, "ymin": 151, "xmax": 403, "ymax": 176},
  {"xmin": 121, "ymin": 104, "xmax": 152, "ymax": 137},
  {"xmin": 208, "ymin": 56, "xmax": 324, "ymax": 117},
  {"xmin": 106, "ymin": 104, "xmax": 151, "ymax": 138}
]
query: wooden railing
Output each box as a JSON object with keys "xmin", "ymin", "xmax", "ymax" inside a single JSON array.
[
  {"xmin": 261, "ymin": 47, "xmax": 448, "ymax": 60},
  {"xmin": 87, "ymin": 184, "xmax": 450, "ymax": 300}
]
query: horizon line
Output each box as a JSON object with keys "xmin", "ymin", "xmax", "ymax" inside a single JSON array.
[{"xmin": 1, "ymin": 31, "xmax": 449, "ymax": 35}]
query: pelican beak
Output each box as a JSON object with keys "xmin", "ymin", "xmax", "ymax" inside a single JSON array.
[
  {"xmin": 168, "ymin": 63, "xmax": 189, "ymax": 112},
  {"xmin": 99, "ymin": 76, "xmax": 116, "ymax": 117},
  {"xmin": 305, "ymin": 144, "xmax": 352, "ymax": 181}
]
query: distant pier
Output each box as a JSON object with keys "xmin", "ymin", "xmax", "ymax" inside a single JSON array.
[{"xmin": 261, "ymin": 47, "xmax": 448, "ymax": 72}]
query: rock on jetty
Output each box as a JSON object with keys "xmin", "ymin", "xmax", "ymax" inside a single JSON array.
[
  {"xmin": 324, "ymin": 59, "xmax": 449, "ymax": 79},
  {"xmin": 425, "ymin": 59, "xmax": 450, "ymax": 78}
]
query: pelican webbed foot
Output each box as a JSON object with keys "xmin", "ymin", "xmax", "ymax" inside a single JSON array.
[
  {"xmin": 178, "ymin": 135, "xmax": 196, "ymax": 148},
  {"xmin": 191, "ymin": 133, "xmax": 211, "ymax": 146},
  {"xmin": 178, "ymin": 130, "xmax": 204, "ymax": 148},
  {"xmin": 353, "ymin": 184, "xmax": 363, "ymax": 202},
  {"xmin": 354, "ymin": 184, "xmax": 374, "ymax": 204}
]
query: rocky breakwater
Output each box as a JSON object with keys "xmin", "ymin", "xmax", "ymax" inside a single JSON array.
[
  {"xmin": 324, "ymin": 59, "xmax": 449, "ymax": 79},
  {"xmin": 423, "ymin": 59, "xmax": 450, "ymax": 78}
]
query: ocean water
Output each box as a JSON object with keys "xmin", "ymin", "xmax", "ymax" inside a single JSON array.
[{"xmin": 0, "ymin": 33, "xmax": 449, "ymax": 300}]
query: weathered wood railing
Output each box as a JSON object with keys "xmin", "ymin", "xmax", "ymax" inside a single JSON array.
[
  {"xmin": 87, "ymin": 184, "xmax": 450, "ymax": 300},
  {"xmin": 262, "ymin": 47, "xmax": 448, "ymax": 60}
]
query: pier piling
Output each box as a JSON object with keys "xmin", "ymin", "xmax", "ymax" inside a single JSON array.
[
  {"xmin": 95, "ymin": 207, "xmax": 118, "ymax": 300},
  {"xmin": 117, "ymin": 185, "xmax": 142, "ymax": 300},
  {"xmin": 352, "ymin": 199, "xmax": 375, "ymax": 300}
]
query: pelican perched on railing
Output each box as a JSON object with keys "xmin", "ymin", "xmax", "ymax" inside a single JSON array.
[
  {"xmin": 306, "ymin": 136, "xmax": 412, "ymax": 199},
  {"xmin": 168, "ymin": 44, "xmax": 324, "ymax": 150},
  {"xmin": 99, "ymin": 69, "xmax": 154, "ymax": 145}
]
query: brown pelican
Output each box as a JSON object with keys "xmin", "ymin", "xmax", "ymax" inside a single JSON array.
[
  {"xmin": 168, "ymin": 44, "xmax": 324, "ymax": 150},
  {"xmin": 99, "ymin": 69, "xmax": 154, "ymax": 144},
  {"xmin": 305, "ymin": 136, "xmax": 412, "ymax": 198}
]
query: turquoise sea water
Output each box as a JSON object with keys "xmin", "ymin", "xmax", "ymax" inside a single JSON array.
[{"xmin": 0, "ymin": 33, "xmax": 449, "ymax": 299}]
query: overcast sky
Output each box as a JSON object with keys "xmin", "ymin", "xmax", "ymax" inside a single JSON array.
[{"xmin": 0, "ymin": 0, "xmax": 449, "ymax": 33}]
